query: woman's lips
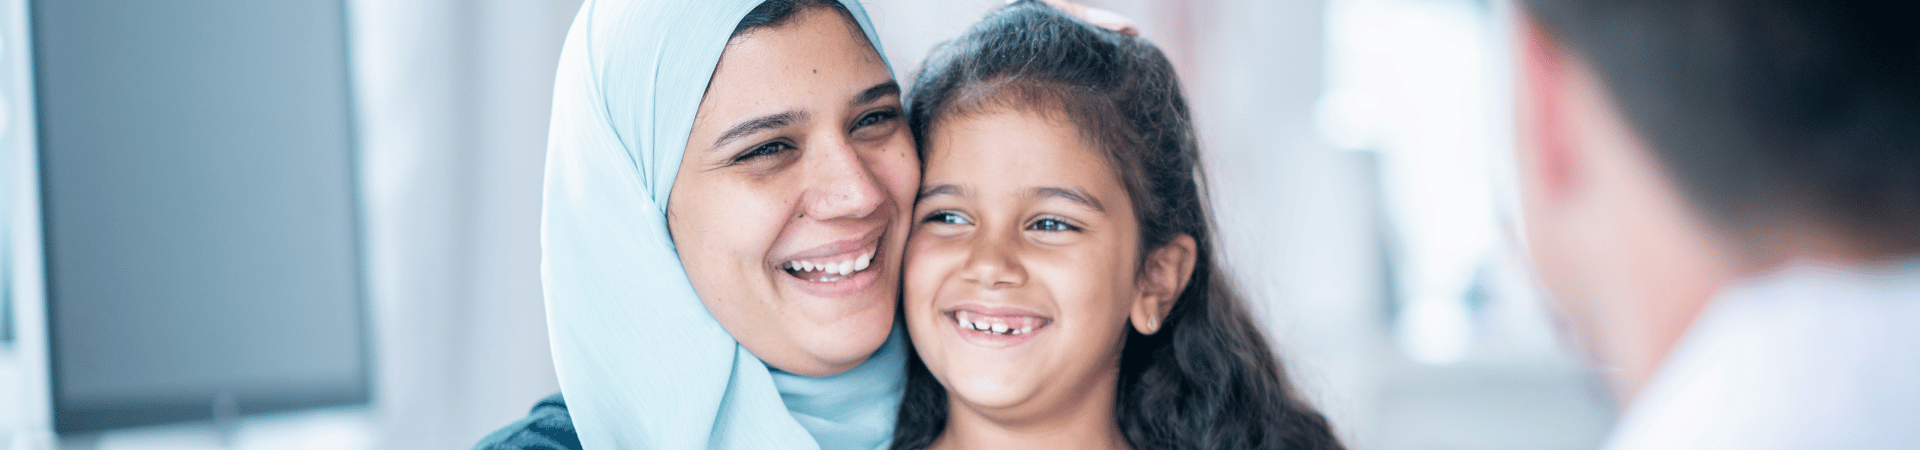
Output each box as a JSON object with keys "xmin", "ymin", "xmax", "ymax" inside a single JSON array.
[
  {"xmin": 944, "ymin": 305, "xmax": 1052, "ymax": 347},
  {"xmin": 773, "ymin": 230, "xmax": 886, "ymax": 298},
  {"xmin": 782, "ymin": 250, "xmax": 874, "ymax": 282},
  {"xmin": 774, "ymin": 227, "xmax": 886, "ymax": 280}
]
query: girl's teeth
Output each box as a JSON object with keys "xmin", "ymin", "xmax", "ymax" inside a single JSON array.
[
  {"xmin": 952, "ymin": 310, "xmax": 1038, "ymax": 336},
  {"xmin": 854, "ymin": 253, "xmax": 871, "ymax": 271}
]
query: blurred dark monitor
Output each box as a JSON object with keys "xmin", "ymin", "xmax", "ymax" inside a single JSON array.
[{"xmin": 31, "ymin": 0, "xmax": 367, "ymax": 435}]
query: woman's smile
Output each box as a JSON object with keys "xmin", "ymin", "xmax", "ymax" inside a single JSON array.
[{"xmin": 772, "ymin": 226, "xmax": 888, "ymax": 297}]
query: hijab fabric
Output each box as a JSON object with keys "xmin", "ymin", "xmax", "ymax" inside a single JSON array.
[{"xmin": 541, "ymin": 0, "xmax": 903, "ymax": 448}]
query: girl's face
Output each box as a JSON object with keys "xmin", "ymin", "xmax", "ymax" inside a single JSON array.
[
  {"xmin": 668, "ymin": 7, "xmax": 918, "ymax": 377},
  {"xmin": 905, "ymin": 106, "xmax": 1154, "ymax": 421}
]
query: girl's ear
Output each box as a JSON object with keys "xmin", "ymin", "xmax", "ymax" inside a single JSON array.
[{"xmin": 1131, "ymin": 234, "xmax": 1197, "ymax": 335}]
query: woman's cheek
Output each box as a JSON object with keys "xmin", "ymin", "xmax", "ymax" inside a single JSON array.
[{"xmin": 885, "ymin": 166, "xmax": 921, "ymax": 212}]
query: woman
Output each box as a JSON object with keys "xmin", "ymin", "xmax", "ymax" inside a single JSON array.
[
  {"xmin": 478, "ymin": 0, "xmax": 916, "ymax": 448},
  {"xmin": 892, "ymin": 2, "xmax": 1342, "ymax": 448}
]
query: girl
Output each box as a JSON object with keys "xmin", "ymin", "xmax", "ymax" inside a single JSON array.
[{"xmin": 893, "ymin": 2, "xmax": 1344, "ymax": 449}]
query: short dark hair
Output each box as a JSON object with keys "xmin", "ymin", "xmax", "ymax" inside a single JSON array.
[
  {"xmin": 731, "ymin": 0, "xmax": 856, "ymax": 38},
  {"xmin": 895, "ymin": 2, "xmax": 1343, "ymax": 449},
  {"xmin": 1522, "ymin": 0, "xmax": 1920, "ymax": 253}
]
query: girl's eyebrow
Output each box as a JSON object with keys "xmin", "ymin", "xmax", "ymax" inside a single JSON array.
[
  {"xmin": 917, "ymin": 183, "xmax": 966, "ymax": 201},
  {"xmin": 1029, "ymin": 186, "xmax": 1105, "ymax": 212}
]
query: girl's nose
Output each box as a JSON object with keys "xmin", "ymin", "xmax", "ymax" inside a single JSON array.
[{"xmin": 960, "ymin": 236, "xmax": 1027, "ymax": 289}]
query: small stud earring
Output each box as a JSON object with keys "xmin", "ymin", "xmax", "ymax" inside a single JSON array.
[{"xmin": 1147, "ymin": 317, "xmax": 1157, "ymax": 331}]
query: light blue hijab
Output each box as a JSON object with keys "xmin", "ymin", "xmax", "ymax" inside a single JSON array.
[{"xmin": 541, "ymin": 0, "xmax": 905, "ymax": 448}]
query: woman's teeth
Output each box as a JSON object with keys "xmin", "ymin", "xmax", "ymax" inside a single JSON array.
[{"xmin": 783, "ymin": 251, "xmax": 874, "ymax": 281}]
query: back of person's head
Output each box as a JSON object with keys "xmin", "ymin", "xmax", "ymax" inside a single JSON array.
[
  {"xmin": 894, "ymin": 1, "xmax": 1342, "ymax": 449},
  {"xmin": 1521, "ymin": 0, "xmax": 1920, "ymax": 257}
]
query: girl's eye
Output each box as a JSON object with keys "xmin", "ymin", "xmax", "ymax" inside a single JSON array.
[
  {"xmin": 924, "ymin": 211, "xmax": 971, "ymax": 225},
  {"xmin": 732, "ymin": 141, "xmax": 793, "ymax": 164},
  {"xmin": 1029, "ymin": 217, "xmax": 1078, "ymax": 232}
]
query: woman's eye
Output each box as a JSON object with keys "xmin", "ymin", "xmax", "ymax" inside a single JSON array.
[
  {"xmin": 850, "ymin": 109, "xmax": 902, "ymax": 141},
  {"xmin": 852, "ymin": 109, "xmax": 899, "ymax": 130},
  {"xmin": 1029, "ymin": 218, "xmax": 1078, "ymax": 232},
  {"xmin": 924, "ymin": 211, "xmax": 971, "ymax": 225},
  {"xmin": 731, "ymin": 141, "xmax": 793, "ymax": 164}
]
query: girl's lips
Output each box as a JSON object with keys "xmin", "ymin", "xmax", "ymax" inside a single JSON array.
[{"xmin": 944, "ymin": 305, "xmax": 1052, "ymax": 348}]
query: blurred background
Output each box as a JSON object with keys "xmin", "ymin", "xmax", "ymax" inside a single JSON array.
[{"xmin": 0, "ymin": 0, "xmax": 1614, "ymax": 448}]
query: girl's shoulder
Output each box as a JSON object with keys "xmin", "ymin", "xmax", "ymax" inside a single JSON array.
[{"xmin": 473, "ymin": 392, "xmax": 580, "ymax": 450}]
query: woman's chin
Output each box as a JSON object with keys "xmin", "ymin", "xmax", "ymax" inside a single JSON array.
[
  {"xmin": 777, "ymin": 313, "xmax": 897, "ymax": 376},
  {"xmin": 730, "ymin": 267, "xmax": 898, "ymax": 377}
]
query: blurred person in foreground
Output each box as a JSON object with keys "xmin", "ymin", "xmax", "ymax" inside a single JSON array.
[{"xmin": 1515, "ymin": 0, "xmax": 1920, "ymax": 448}]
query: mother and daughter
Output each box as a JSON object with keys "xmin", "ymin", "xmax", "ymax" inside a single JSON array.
[{"xmin": 479, "ymin": 0, "xmax": 1342, "ymax": 449}]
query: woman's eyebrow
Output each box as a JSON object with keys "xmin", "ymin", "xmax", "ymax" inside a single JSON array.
[
  {"xmin": 1030, "ymin": 186, "xmax": 1104, "ymax": 212},
  {"xmin": 851, "ymin": 81, "xmax": 900, "ymax": 107},
  {"xmin": 713, "ymin": 110, "xmax": 808, "ymax": 148}
]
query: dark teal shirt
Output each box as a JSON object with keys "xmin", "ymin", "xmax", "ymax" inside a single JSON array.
[{"xmin": 474, "ymin": 393, "xmax": 580, "ymax": 450}]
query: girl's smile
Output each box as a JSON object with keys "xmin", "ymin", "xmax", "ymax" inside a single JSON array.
[{"xmin": 944, "ymin": 304, "xmax": 1054, "ymax": 347}]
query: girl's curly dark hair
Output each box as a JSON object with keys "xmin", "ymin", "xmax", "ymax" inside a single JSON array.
[{"xmin": 892, "ymin": 2, "xmax": 1344, "ymax": 449}]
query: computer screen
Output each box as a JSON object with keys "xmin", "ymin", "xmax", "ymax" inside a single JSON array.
[{"xmin": 32, "ymin": 0, "xmax": 367, "ymax": 434}]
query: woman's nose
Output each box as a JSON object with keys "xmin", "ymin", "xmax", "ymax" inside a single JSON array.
[
  {"xmin": 960, "ymin": 235, "xmax": 1027, "ymax": 289},
  {"xmin": 800, "ymin": 136, "xmax": 886, "ymax": 221}
]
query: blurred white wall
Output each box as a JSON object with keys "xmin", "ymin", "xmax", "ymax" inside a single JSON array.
[
  {"xmin": 874, "ymin": 1, "xmax": 1614, "ymax": 449},
  {"xmin": 347, "ymin": 0, "xmax": 580, "ymax": 447}
]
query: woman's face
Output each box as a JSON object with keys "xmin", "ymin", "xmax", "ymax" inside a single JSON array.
[
  {"xmin": 669, "ymin": 7, "xmax": 917, "ymax": 377},
  {"xmin": 904, "ymin": 106, "xmax": 1146, "ymax": 421}
]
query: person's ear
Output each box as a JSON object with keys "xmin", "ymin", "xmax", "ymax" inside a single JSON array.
[
  {"xmin": 1131, "ymin": 234, "xmax": 1197, "ymax": 335},
  {"xmin": 1518, "ymin": 15, "xmax": 1580, "ymax": 201}
]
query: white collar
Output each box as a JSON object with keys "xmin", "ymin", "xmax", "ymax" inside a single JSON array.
[{"xmin": 1602, "ymin": 259, "xmax": 1920, "ymax": 449}]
